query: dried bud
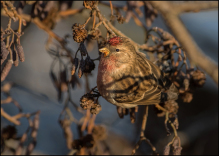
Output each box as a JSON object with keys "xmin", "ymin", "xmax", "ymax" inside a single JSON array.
[
  {"xmin": 2, "ymin": 125, "xmax": 17, "ymax": 140},
  {"xmin": 80, "ymin": 94, "xmax": 95, "ymax": 109},
  {"xmin": 164, "ymin": 100, "xmax": 178, "ymax": 118},
  {"xmin": 78, "ymin": 68, "xmax": 83, "ymax": 78},
  {"xmin": 117, "ymin": 15, "xmax": 125, "ymax": 24},
  {"xmin": 71, "ymin": 58, "xmax": 79, "ymax": 75},
  {"xmin": 78, "ymin": 59, "xmax": 85, "ymax": 78},
  {"xmin": 173, "ymin": 147, "xmax": 182, "ymax": 155},
  {"xmin": 181, "ymin": 92, "xmax": 193, "ymax": 103},
  {"xmin": 183, "ymin": 78, "xmax": 189, "ymax": 90},
  {"xmin": 13, "ymin": 49, "xmax": 19, "ymax": 67},
  {"xmin": 79, "ymin": 43, "xmax": 87, "ymax": 56},
  {"xmin": 1, "ymin": 60, "xmax": 13, "ymax": 82},
  {"xmin": 1, "ymin": 41, "xmax": 9, "ymax": 60},
  {"xmin": 89, "ymin": 29, "xmax": 101, "ymax": 40},
  {"xmin": 191, "ymin": 69, "xmax": 206, "ymax": 87},
  {"xmin": 84, "ymin": 56, "xmax": 95, "ymax": 73},
  {"xmin": 163, "ymin": 145, "xmax": 170, "ymax": 155},
  {"xmin": 72, "ymin": 23, "xmax": 87, "ymax": 43},
  {"xmin": 90, "ymin": 103, "xmax": 102, "ymax": 114},
  {"xmin": 17, "ymin": 44, "xmax": 25, "ymax": 62},
  {"xmin": 83, "ymin": 1, "xmax": 97, "ymax": 9}
]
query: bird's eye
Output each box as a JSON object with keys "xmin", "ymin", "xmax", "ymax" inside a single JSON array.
[{"xmin": 116, "ymin": 49, "xmax": 120, "ymax": 52}]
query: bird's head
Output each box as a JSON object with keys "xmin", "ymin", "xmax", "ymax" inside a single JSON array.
[{"xmin": 99, "ymin": 36, "xmax": 137, "ymax": 64}]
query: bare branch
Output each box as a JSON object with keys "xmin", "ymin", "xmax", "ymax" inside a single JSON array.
[
  {"xmin": 174, "ymin": 1, "xmax": 218, "ymax": 14},
  {"xmin": 150, "ymin": 1, "xmax": 218, "ymax": 85}
]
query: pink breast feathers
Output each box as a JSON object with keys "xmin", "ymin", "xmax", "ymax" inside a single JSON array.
[{"xmin": 97, "ymin": 55, "xmax": 117, "ymax": 84}]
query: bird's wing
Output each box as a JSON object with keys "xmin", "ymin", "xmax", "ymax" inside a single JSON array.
[{"xmin": 113, "ymin": 51, "xmax": 164, "ymax": 105}]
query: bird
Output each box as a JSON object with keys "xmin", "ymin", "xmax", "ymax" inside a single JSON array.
[{"xmin": 97, "ymin": 36, "xmax": 178, "ymax": 108}]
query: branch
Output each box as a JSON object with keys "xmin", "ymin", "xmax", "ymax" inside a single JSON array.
[
  {"xmin": 174, "ymin": 1, "xmax": 218, "ymax": 14},
  {"xmin": 150, "ymin": 1, "xmax": 218, "ymax": 85},
  {"xmin": 1, "ymin": 107, "xmax": 20, "ymax": 125}
]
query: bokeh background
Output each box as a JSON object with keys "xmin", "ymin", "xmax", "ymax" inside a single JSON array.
[{"xmin": 1, "ymin": 1, "xmax": 218, "ymax": 155}]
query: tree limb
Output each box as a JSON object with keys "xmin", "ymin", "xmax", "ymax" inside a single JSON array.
[{"xmin": 150, "ymin": 1, "xmax": 218, "ymax": 85}]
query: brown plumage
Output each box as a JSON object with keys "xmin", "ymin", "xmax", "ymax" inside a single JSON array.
[{"xmin": 97, "ymin": 36, "xmax": 178, "ymax": 108}]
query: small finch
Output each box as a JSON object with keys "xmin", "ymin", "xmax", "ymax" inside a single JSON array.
[{"xmin": 97, "ymin": 36, "xmax": 178, "ymax": 108}]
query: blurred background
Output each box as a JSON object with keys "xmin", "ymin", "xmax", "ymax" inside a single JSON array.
[{"xmin": 1, "ymin": 1, "xmax": 218, "ymax": 155}]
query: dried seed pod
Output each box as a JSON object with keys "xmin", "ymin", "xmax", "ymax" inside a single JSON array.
[
  {"xmin": 79, "ymin": 43, "xmax": 87, "ymax": 56},
  {"xmin": 1, "ymin": 60, "xmax": 13, "ymax": 82},
  {"xmin": 80, "ymin": 93, "xmax": 95, "ymax": 109},
  {"xmin": 191, "ymin": 69, "xmax": 206, "ymax": 87},
  {"xmin": 17, "ymin": 44, "xmax": 25, "ymax": 62},
  {"xmin": 117, "ymin": 15, "xmax": 125, "ymax": 24},
  {"xmin": 90, "ymin": 103, "xmax": 102, "ymax": 114},
  {"xmin": 13, "ymin": 48, "xmax": 19, "ymax": 67},
  {"xmin": 83, "ymin": 1, "xmax": 97, "ymax": 9},
  {"xmin": 164, "ymin": 100, "xmax": 179, "ymax": 118},
  {"xmin": 1, "ymin": 41, "xmax": 9, "ymax": 60},
  {"xmin": 173, "ymin": 147, "xmax": 182, "ymax": 155},
  {"xmin": 163, "ymin": 145, "xmax": 170, "ymax": 155},
  {"xmin": 72, "ymin": 23, "xmax": 87, "ymax": 43},
  {"xmin": 71, "ymin": 58, "xmax": 79, "ymax": 75},
  {"xmin": 181, "ymin": 92, "xmax": 193, "ymax": 103},
  {"xmin": 78, "ymin": 67, "xmax": 83, "ymax": 78},
  {"xmin": 84, "ymin": 56, "xmax": 95, "ymax": 73},
  {"xmin": 183, "ymin": 78, "xmax": 189, "ymax": 90},
  {"xmin": 78, "ymin": 58, "xmax": 85, "ymax": 78}
]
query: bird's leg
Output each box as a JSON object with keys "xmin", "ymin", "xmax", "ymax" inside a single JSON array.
[{"xmin": 131, "ymin": 106, "xmax": 158, "ymax": 155}]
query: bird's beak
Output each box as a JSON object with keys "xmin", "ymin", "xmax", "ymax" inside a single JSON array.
[{"xmin": 99, "ymin": 47, "xmax": 110, "ymax": 57}]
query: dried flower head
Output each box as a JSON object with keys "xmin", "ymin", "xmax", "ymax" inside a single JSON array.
[
  {"xmin": 72, "ymin": 23, "xmax": 87, "ymax": 43},
  {"xmin": 191, "ymin": 69, "xmax": 206, "ymax": 87},
  {"xmin": 80, "ymin": 93, "xmax": 95, "ymax": 109},
  {"xmin": 181, "ymin": 91, "xmax": 193, "ymax": 103},
  {"xmin": 158, "ymin": 100, "xmax": 179, "ymax": 118},
  {"xmin": 90, "ymin": 103, "xmax": 102, "ymax": 114},
  {"xmin": 83, "ymin": 1, "xmax": 97, "ymax": 9},
  {"xmin": 117, "ymin": 15, "xmax": 125, "ymax": 24}
]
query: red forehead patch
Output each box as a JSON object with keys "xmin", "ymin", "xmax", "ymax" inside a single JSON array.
[{"xmin": 108, "ymin": 36, "xmax": 123, "ymax": 46}]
